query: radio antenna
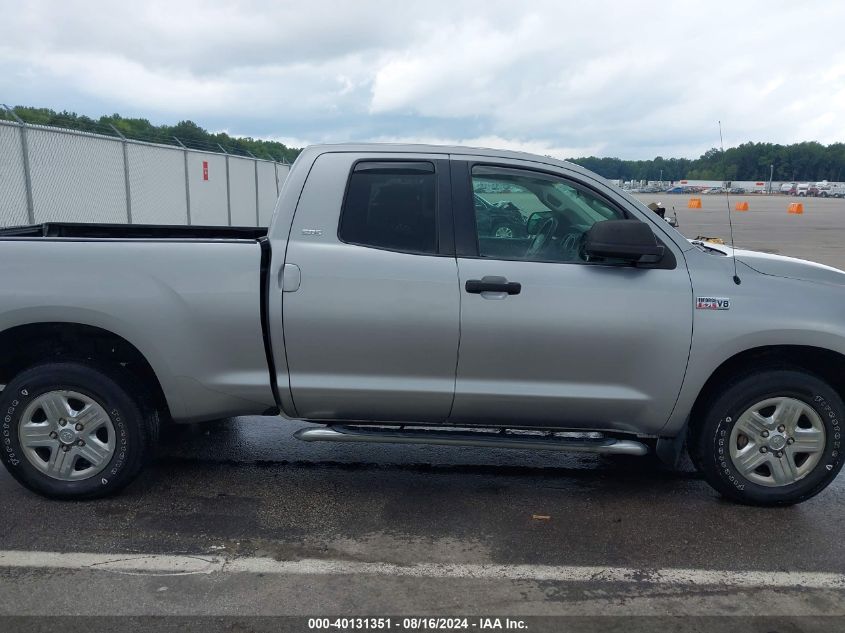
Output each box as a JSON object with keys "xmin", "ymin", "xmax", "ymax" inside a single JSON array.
[{"xmin": 719, "ymin": 120, "xmax": 741, "ymax": 285}]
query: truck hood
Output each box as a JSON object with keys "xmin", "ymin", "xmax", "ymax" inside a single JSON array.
[{"xmin": 691, "ymin": 240, "xmax": 845, "ymax": 287}]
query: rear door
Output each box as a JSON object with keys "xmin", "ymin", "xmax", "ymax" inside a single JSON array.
[
  {"xmin": 449, "ymin": 158, "xmax": 693, "ymax": 434},
  {"xmin": 277, "ymin": 152, "xmax": 459, "ymax": 422}
]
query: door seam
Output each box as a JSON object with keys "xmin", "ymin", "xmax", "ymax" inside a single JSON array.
[{"xmin": 447, "ymin": 255, "xmax": 462, "ymax": 421}]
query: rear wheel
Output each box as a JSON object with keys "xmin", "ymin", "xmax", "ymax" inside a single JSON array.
[
  {"xmin": 692, "ymin": 369, "xmax": 843, "ymax": 506},
  {"xmin": 0, "ymin": 362, "xmax": 157, "ymax": 499}
]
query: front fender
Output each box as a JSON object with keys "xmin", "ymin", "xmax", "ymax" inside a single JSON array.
[{"xmin": 662, "ymin": 253, "xmax": 845, "ymax": 435}]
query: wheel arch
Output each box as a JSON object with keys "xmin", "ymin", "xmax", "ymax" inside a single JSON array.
[
  {"xmin": 0, "ymin": 322, "xmax": 171, "ymax": 421},
  {"xmin": 687, "ymin": 344, "xmax": 845, "ymax": 437}
]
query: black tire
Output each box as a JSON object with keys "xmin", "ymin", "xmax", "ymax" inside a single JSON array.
[
  {"xmin": 0, "ymin": 362, "xmax": 157, "ymax": 500},
  {"xmin": 691, "ymin": 369, "xmax": 844, "ymax": 506}
]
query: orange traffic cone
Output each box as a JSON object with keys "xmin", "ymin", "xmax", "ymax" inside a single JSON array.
[
  {"xmin": 735, "ymin": 201, "xmax": 749, "ymax": 211},
  {"xmin": 688, "ymin": 197, "xmax": 702, "ymax": 209},
  {"xmin": 788, "ymin": 202, "xmax": 804, "ymax": 214}
]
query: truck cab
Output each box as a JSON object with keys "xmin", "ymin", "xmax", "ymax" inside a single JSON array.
[{"xmin": 268, "ymin": 148, "xmax": 691, "ymax": 432}]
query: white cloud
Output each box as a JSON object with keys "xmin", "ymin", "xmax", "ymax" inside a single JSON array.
[{"xmin": 1, "ymin": 0, "xmax": 844, "ymax": 158}]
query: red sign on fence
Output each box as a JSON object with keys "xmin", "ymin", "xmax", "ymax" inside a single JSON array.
[{"xmin": 202, "ymin": 161, "xmax": 209, "ymax": 181}]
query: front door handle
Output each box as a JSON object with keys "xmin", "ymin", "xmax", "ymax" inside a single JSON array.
[{"xmin": 465, "ymin": 277, "xmax": 521, "ymax": 296}]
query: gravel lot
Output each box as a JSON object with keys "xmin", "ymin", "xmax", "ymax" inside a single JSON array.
[{"xmin": 1, "ymin": 196, "xmax": 844, "ymax": 629}]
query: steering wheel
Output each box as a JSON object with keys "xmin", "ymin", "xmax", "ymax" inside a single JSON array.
[
  {"xmin": 525, "ymin": 215, "xmax": 558, "ymax": 259},
  {"xmin": 576, "ymin": 230, "xmax": 590, "ymax": 262}
]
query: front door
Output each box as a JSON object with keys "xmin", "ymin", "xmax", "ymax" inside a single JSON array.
[{"xmin": 449, "ymin": 160, "xmax": 693, "ymax": 434}]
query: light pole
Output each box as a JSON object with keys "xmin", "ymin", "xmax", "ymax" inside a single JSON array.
[{"xmin": 769, "ymin": 164, "xmax": 774, "ymax": 194}]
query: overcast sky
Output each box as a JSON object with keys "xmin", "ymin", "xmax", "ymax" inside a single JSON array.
[{"xmin": 1, "ymin": 0, "xmax": 843, "ymax": 159}]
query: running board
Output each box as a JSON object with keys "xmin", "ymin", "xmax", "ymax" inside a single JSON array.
[{"xmin": 294, "ymin": 426, "xmax": 648, "ymax": 456}]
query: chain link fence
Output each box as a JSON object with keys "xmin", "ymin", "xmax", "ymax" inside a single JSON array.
[{"xmin": 0, "ymin": 110, "xmax": 290, "ymax": 229}]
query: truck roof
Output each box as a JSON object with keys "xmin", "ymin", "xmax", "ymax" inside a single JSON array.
[{"xmin": 300, "ymin": 142, "xmax": 593, "ymax": 178}]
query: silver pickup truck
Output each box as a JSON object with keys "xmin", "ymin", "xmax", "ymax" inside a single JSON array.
[{"xmin": 1, "ymin": 144, "xmax": 843, "ymax": 505}]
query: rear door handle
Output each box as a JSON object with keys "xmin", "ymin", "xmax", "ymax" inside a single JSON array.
[{"xmin": 465, "ymin": 277, "xmax": 521, "ymax": 296}]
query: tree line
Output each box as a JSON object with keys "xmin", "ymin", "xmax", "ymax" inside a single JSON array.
[
  {"xmin": 569, "ymin": 142, "xmax": 845, "ymax": 183},
  {"xmin": 3, "ymin": 106, "xmax": 299, "ymax": 163},
  {"xmin": 4, "ymin": 106, "xmax": 843, "ymax": 181}
]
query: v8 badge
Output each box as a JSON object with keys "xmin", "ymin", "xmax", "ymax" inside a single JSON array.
[{"xmin": 696, "ymin": 296, "xmax": 731, "ymax": 310}]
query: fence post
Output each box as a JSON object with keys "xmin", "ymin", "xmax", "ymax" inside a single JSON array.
[
  {"xmin": 3, "ymin": 105, "xmax": 35, "ymax": 225},
  {"xmin": 174, "ymin": 137, "xmax": 192, "ymax": 225},
  {"xmin": 109, "ymin": 124, "xmax": 132, "ymax": 224},
  {"xmin": 218, "ymin": 144, "xmax": 232, "ymax": 226},
  {"xmin": 246, "ymin": 151, "xmax": 259, "ymax": 227}
]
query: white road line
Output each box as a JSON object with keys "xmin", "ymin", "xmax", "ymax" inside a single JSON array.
[
  {"xmin": 0, "ymin": 551, "xmax": 220, "ymax": 576},
  {"xmin": 0, "ymin": 550, "xmax": 842, "ymax": 589}
]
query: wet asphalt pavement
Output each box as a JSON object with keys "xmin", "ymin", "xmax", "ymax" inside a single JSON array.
[{"xmin": 0, "ymin": 416, "xmax": 843, "ymax": 622}]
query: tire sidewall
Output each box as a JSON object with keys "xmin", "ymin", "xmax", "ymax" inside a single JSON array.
[
  {"xmin": 1, "ymin": 363, "xmax": 144, "ymax": 499},
  {"xmin": 705, "ymin": 372, "xmax": 843, "ymax": 504}
]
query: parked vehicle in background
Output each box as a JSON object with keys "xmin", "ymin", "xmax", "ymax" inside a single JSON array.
[
  {"xmin": 796, "ymin": 183, "xmax": 810, "ymax": 197},
  {"xmin": 1, "ymin": 143, "xmax": 844, "ymax": 507},
  {"xmin": 728, "ymin": 187, "xmax": 746, "ymax": 194},
  {"xmin": 815, "ymin": 182, "xmax": 833, "ymax": 197},
  {"xmin": 473, "ymin": 193, "xmax": 527, "ymax": 238},
  {"xmin": 666, "ymin": 186, "xmax": 686, "ymax": 194},
  {"xmin": 781, "ymin": 183, "xmax": 797, "ymax": 194},
  {"xmin": 829, "ymin": 184, "xmax": 845, "ymax": 198}
]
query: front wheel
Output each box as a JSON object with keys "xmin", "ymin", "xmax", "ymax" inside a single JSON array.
[
  {"xmin": 0, "ymin": 362, "xmax": 157, "ymax": 499},
  {"xmin": 691, "ymin": 369, "xmax": 843, "ymax": 506}
]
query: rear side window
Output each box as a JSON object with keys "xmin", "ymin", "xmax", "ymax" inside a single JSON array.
[{"xmin": 339, "ymin": 161, "xmax": 437, "ymax": 254}]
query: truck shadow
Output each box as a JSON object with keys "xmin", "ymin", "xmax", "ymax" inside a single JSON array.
[{"xmin": 116, "ymin": 449, "xmax": 830, "ymax": 571}]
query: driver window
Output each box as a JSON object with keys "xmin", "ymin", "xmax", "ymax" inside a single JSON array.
[{"xmin": 472, "ymin": 166, "xmax": 625, "ymax": 263}]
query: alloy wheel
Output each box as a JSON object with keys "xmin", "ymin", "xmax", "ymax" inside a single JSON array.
[
  {"xmin": 729, "ymin": 396, "xmax": 826, "ymax": 487},
  {"xmin": 18, "ymin": 390, "xmax": 116, "ymax": 481}
]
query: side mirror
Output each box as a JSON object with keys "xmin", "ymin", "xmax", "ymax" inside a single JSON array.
[{"xmin": 584, "ymin": 220, "xmax": 664, "ymax": 264}]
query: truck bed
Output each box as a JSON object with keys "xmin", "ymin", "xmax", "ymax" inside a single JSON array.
[
  {"xmin": 0, "ymin": 223, "xmax": 277, "ymax": 422},
  {"xmin": 0, "ymin": 222, "xmax": 268, "ymax": 241}
]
